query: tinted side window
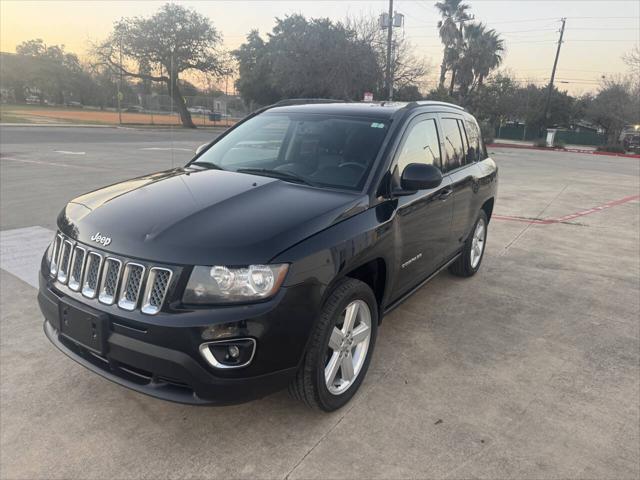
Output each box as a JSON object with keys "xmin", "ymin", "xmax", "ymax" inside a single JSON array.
[
  {"xmin": 457, "ymin": 119, "xmax": 470, "ymax": 166},
  {"xmin": 441, "ymin": 118, "xmax": 465, "ymax": 171},
  {"xmin": 464, "ymin": 119, "xmax": 484, "ymax": 162},
  {"xmin": 396, "ymin": 118, "xmax": 442, "ymax": 174}
]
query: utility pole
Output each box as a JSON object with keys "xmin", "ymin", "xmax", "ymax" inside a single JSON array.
[
  {"xmin": 542, "ymin": 17, "xmax": 566, "ymax": 127},
  {"xmin": 117, "ymin": 35, "xmax": 123, "ymax": 125},
  {"xmin": 225, "ymin": 75, "xmax": 229, "ymax": 127},
  {"xmin": 381, "ymin": 1, "xmax": 403, "ymax": 101},
  {"xmin": 385, "ymin": 0, "xmax": 394, "ymax": 101}
]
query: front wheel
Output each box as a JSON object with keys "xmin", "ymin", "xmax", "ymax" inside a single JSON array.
[
  {"xmin": 289, "ymin": 278, "xmax": 378, "ymax": 411},
  {"xmin": 449, "ymin": 210, "xmax": 488, "ymax": 277}
]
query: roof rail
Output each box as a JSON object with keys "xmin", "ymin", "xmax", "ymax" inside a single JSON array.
[
  {"xmin": 270, "ymin": 98, "xmax": 347, "ymax": 107},
  {"xmin": 406, "ymin": 100, "xmax": 465, "ymax": 111}
]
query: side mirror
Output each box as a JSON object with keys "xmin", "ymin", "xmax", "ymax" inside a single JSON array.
[
  {"xmin": 195, "ymin": 143, "xmax": 209, "ymax": 155},
  {"xmin": 400, "ymin": 163, "xmax": 443, "ymax": 191}
]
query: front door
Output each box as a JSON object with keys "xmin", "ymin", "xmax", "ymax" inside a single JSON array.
[{"xmin": 391, "ymin": 115, "xmax": 454, "ymax": 298}]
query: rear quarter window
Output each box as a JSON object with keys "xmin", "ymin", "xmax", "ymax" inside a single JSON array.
[
  {"xmin": 440, "ymin": 118, "xmax": 466, "ymax": 171},
  {"xmin": 464, "ymin": 119, "xmax": 483, "ymax": 162},
  {"xmin": 465, "ymin": 120, "xmax": 487, "ymax": 162}
]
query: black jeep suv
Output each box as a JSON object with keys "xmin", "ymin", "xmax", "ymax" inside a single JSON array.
[{"xmin": 38, "ymin": 100, "xmax": 497, "ymax": 411}]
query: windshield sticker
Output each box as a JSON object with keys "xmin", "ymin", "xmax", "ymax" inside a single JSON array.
[{"xmin": 370, "ymin": 122, "xmax": 385, "ymax": 129}]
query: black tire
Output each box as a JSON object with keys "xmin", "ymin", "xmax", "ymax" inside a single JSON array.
[
  {"xmin": 449, "ymin": 210, "xmax": 488, "ymax": 277},
  {"xmin": 289, "ymin": 278, "xmax": 378, "ymax": 411}
]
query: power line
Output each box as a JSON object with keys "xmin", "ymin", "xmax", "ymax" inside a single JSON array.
[
  {"xmin": 495, "ymin": 28, "xmax": 559, "ymax": 34},
  {"xmin": 570, "ymin": 27, "xmax": 639, "ymax": 30},
  {"xmin": 560, "ymin": 39, "xmax": 639, "ymax": 42},
  {"xmin": 403, "ymin": 0, "xmax": 431, "ymax": 14},
  {"xmin": 505, "ymin": 39, "xmax": 636, "ymax": 44},
  {"xmin": 517, "ymin": 68, "xmax": 612, "ymax": 73},
  {"xmin": 466, "ymin": 17, "xmax": 560, "ymax": 25},
  {"xmin": 570, "ymin": 16, "xmax": 640, "ymax": 19}
]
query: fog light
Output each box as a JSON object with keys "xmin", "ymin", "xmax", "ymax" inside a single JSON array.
[
  {"xmin": 199, "ymin": 338, "xmax": 256, "ymax": 369},
  {"xmin": 227, "ymin": 345, "xmax": 240, "ymax": 359}
]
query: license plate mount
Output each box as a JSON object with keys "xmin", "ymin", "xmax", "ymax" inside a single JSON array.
[{"xmin": 59, "ymin": 298, "xmax": 108, "ymax": 356}]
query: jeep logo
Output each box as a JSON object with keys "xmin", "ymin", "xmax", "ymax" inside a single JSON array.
[{"xmin": 90, "ymin": 232, "xmax": 112, "ymax": 247}]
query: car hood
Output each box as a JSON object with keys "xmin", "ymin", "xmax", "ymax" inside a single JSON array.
[{"xmin": 58, "ymin": 168, "xmax": 368, "ymax": 265}]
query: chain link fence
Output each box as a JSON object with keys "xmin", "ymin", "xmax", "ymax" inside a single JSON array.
[
  {"xmin": 119, "ymin": 94, "xmax": 250, "ymax": 127},
  {"xmin": 0, "ymin": 93, "xmax": 250, "ymax": 128}
]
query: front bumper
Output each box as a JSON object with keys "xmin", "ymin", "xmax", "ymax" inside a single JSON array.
[{"xmin": 38, "ymin": 271, "xmax": 323, "ymax": 405}]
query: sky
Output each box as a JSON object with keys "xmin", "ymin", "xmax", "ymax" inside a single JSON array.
[{"xmin": 1, "ymin": 0, "xmax": 638, "ymax": 95}]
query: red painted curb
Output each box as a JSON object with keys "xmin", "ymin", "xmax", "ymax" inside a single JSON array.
[{"xmin": 488, "ymin": 143, "xmax": 640, "ymax": 159}]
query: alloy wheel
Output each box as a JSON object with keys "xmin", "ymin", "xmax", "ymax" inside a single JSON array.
[
  {"xmin": 324, "ymin": 299, "xmax": 372, "ymax": 395},
  {"xmin": 470, "ymin": 217, "xmax": 486, "ymax": 269}
]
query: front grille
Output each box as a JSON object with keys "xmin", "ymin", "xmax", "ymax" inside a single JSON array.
[
  {"xmin": 50, "ymin": 234, "xmax": 63, "ymax": 276},
  {"xmin": 68, "ymin": 246, "xmax": 86, "ymax": 291},
  {"xmin": 50, "ymin": 233, "xmax": 173, "ymax": 315},
  {"xmin": 98, "ymin": 258, "xmax": 122, "ymax": 305},
  {"xmin": 141, "ymin": 268, "xmax": 173, "ymax": 315},
  {"xmin": 82, "ymin": 252, "xmax": 103, "ymax": 298},
  {"xmin": 56, "ymin": 240, "xmax": 73, "ymax": 284},
  {"xmin": 118, "ymin": 263, "xmax": 145, "ymax": 311}
]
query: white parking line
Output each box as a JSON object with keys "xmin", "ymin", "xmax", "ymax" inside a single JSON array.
[
  {"xmin": 1, "ymin": 157, "xmax": 75, "ymax": 168},
  {"xmin": 0, "ymin": 226, "xmax": 54, "ymax": 288},
  {"xmin": 140, "ymin": 147, "xmax": 193, "ymax": 152},
  {"xmin": 1, "ymin": 156, "xmax": 109, "ymax": 171},
  {"xmin": 54, "ymin": 150, "xmax": 86, "ymax": 155}
]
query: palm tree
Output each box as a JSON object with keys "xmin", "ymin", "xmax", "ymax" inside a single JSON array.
[
  {"xmin": 469, "ymin": 24, "xmax": 505, "ymax": 87},
  {"xmin": 457, "ymin": 23, "xmax": 505, "ymax": 95},
  {"xmin": 435, "ymin": 0, "xmax": 471, "ymax": 90}
]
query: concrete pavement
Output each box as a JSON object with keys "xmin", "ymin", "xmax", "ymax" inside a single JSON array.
[{"xmin": 0, "ymin": 126, "xmax": 638, "ymax": 479}]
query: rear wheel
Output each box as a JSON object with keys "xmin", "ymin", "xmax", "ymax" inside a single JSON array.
[
  {"xmin": 449, "ymin": 210, "xmax": 488, "ymax": 277},
  {"xmin": 289, "ymin": 278, "xmax": 378, "ymax": 411}
]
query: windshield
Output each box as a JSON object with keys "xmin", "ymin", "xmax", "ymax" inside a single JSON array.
[{"xmin": 193, "ymin": 113, "xmax": 390, "ymax": 190}]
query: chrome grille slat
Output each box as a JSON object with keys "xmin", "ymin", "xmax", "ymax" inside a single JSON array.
[
  {"xmin": 99, "ymin": 258, "xmax": 122, "ymax": 305},
  {"xmin": 141, "ymin": 268, "xmax": 172, "ymax": 315},
  {"xmin": 49, "ymin": 234, "xmax": 63, "ymax": 277},
  {"xmin": 82, "ymin": 252, "xmax": 103, "ymax": 298},
  {"xmin": 50, "ymin": 232, "xmax": 172, "ymax": 314},
  {"xmin": 68, "ymin": 246, "xmax": 86, "ymax": 291},
  {"xmin": 118, "ymin": 263, "xmax": 145, "ymax": 311},
  {"xmin": 56, "ymin": 240, "xmax": 73, "ymax": 284}
]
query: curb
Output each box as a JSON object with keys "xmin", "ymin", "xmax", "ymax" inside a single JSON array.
[
  {"xmin": 0, "ymin": 123, "xmax": 114, "ymax": 128},
  {"xmin": 488, "ymin": 143, "xmax": 640, "ymax": 159},
  {"xmin": 0, "ymin": 123, "xmax": 230, "ymax": 131}
]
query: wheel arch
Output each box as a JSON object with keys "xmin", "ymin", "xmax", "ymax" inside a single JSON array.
[
  {"xmin": 481, "ymin": 197, "xmax": 495, "ymax": 222},
  {"xmin": 343, "ymin": 257, "xmax": 387, "ymax": 323}
]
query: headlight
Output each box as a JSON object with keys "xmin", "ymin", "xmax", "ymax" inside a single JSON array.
[{"xmin": 183, "ymin": 264, "xmax": 289, "ymax": 304}]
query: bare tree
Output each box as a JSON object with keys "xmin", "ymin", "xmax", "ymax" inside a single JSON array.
[
  {"xmin": 93, "ymin": 3, "xmax": 230, "ymax": 128},
  {"xmin": 623, "ymin": 45, "xmax": 640, "ymax": 71},
  {"xmin": 346, "ymin": 14, "xmax": 429, "ymax": 98},
  {"xmin": 586, "ymin": 77, "xmax": 640, "ymax": 143}
]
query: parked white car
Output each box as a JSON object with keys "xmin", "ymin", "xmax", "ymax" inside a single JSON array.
[{"xmin": 188, "ymin": 106, "xmax": 212, "ymax": 115}]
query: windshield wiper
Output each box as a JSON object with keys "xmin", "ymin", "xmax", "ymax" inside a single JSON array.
[
  {"xmin": 236, "ymin": 168, "xmax": 314, "ymax": 186},
  {"xmin": 192, "ymin": 161, "xmax": 224, "ymax": 170}
]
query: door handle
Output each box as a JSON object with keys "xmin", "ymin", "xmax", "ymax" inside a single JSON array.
[{"xmin": 438, "ymin": 187, "xmax": 453, "ymax": 200}]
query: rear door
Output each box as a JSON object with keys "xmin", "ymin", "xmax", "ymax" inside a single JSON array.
[
  {"xmin": 439, "ymin": 115, "xmax": 482, "ymax": 249},
  {"xmin": 391, "ymin": 115, "xmax": 454, "ymax": 298}
]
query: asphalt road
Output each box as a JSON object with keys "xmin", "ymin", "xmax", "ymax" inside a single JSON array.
[{"xmin": 1, "ymin": 126, "xmax": 639, "ymax": 479}]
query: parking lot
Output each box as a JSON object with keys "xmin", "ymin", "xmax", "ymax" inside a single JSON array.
[{"xmin": 1, "ymin": 126, "xmax": 639, "ymax": 479}]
